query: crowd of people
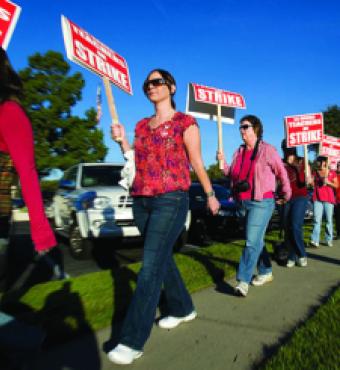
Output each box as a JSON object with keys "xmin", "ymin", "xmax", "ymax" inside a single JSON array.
[{"xmin": 0, "ymin": 46, "xmax": 339, "ymax": 366}]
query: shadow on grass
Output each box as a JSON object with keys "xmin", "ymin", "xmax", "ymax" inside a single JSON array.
[
  {"xmin": 1, "ymin": 281, "xmax": 101, "ymax": 370},
  {"xmin": 252, "ymin": 283, "xmax": 340, "ymax": 370}
]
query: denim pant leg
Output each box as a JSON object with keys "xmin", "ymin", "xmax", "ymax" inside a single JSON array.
[
  {"xmin": 119, "ymin": 192, "xmax": 189, "ymax": 350},
  {"xmin": 323, "ymin": 202, "xmax": 334, "ymax": 242},
  {"xmin": 237, "ymin": 199, "xmax": 275, "ymax": 283},
  {"xmin": 289, "ymin": 197, "xmax": 308, "ymax": 259},
  {"xmin": 162, "ymin": 256, "xmax": 194, "ymax": 317},
  {"xmin": 311, "ymin": 201, "xmax": 323, "ymax": 243}
]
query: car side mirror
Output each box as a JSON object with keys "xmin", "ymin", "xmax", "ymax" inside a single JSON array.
[{"xmin": 59, "ymin": 179, "xmax": 76, "ymax": 190}]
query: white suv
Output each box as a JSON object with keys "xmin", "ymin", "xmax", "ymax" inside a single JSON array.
[
  {"xmin": 52, "ymin": 163, "xmax": 190, "ymax": 259},
  {"xmin": 52, "ymin": 163, "xmax": 140, "ymax": 259}
]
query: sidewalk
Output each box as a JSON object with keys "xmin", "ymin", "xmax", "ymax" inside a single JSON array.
[{"xmin": 33, "ymin": 242, "xmax": 340, "ymax": 370}]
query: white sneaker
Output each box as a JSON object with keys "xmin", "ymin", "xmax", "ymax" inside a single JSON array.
[
  {"xmin": 286, "ymin": 259, "xmax": 296, "ymax": 268},
  {"xmin": 234, "ymin": 281, "xmax": 249, "ymax": 297},
  {"xmin": 296, "ymin": 257, "xmax": 307, "ymax": 267},
  {"xmin": 158, "ymin": 311, "xmax": 197, "ymax": 329},
  {"xmin": 107, "ymin": 344, "xmax": 143, "ymax": 365},
  {"xmin": 309, "ymin": 240, "xmax": 319, "ymax": 248},
  {"xmin": 251, "ymin": 273, "xmax": 274, "ymax": 286},
  {"xmin": 327, "ymin": 241, "xmax": 333, "ymax": 247}
]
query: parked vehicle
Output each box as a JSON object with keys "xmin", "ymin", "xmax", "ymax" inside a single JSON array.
[
  {"xmin": 52, "ymin": 163, "xmax": 190, "ymax": 259},
  {"xmin": 188, "ymin": 183, "xmax": 239, "ymax": 245}
]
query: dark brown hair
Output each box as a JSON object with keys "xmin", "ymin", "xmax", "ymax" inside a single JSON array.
[
  {"xmin": 240, "ymin": 114, "xmax": 263, "ymax": 139},
  {"xmin": 0, "ymin": 47, "xmax": 23, "ymax": 104},
  {"xmin": 143, "ymin": 68, "xmax": 176, "ymax": 109}
]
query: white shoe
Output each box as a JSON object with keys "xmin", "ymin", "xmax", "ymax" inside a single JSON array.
[
  {"xmin": 251, "ymin": 273, "xmax": 274, "ymax": 286},
  {"xmin": 286, "ymin": 259, "xmax": 296, "ymax": 268},
  {"xmin": 234, "ymin": 281, "xmax": 249, "ymax": 297},
  {"xmin": 327, "ymin": 241, "xmax": 333, "ymax": 247},
  {"xmin": 158, "ymin": 311, "xmax": 197, "ymax": 329},
  {"xmin": 309, "ymin": 240, "xmax": 319, "ymax": 248},
  {"xmin": 296, "ymin": 257, "xmax": 307, "ymax": 267},
  {"xmin": 107, "ymin": 344, "xmax": 143, "ymax": 365}
]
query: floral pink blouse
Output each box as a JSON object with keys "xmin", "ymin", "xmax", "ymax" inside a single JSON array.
[{"xmin": 131, "ymin": 112, "xmax": 197, "ymax": 196}]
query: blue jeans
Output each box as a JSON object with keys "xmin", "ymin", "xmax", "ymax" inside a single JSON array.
[
  {"xmin": 284, "ymin": 196, "xmax": 308, "ymax": 259},
  {"xmin": 311, "ymin": 201, "xmax": 334, "ymax": 243},
  {"xmin": 236, "ymin": 198, "xmax": 275, "ymax": 284},
  {"xmin": 119, "ymin": 191, "xmax": 194, "ymax": 350}
]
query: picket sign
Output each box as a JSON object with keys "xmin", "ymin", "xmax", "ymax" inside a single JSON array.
[
  {"xmin": 285, "ymin": 113, "xmax": 324, "ymax": 182},
  {"xmin": 186, "ymin": 83, "xmax": 246, "ymax": 170},
  {"xmin": 0, "ymin": 0, "xmax": 21, "ymax": 49},
  {"xmin": 319, "ymin": 134, "xmax": 340, "ymax": 170},
  {"xmin": 61, "ymin": 15, "xmax": 132, "ymax": 135}
]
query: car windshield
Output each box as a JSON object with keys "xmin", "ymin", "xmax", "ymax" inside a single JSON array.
[{"xmin": 81, "ymin": 166, "xmax": 123, "ymax": 187}]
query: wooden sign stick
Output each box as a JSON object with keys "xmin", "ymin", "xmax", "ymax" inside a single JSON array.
[
  {"xmin": 102, "ymin": 76, "xmax": 121, "ymax": 141},
  {"xmin": 303, "ymin": 144, "xmax": 310, "ymax": 180},
  {"xmin": 217, "ymin": 104, "xmax": 224, "ymax": 170}
]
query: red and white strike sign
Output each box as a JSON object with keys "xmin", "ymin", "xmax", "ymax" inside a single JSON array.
[
  {"xmin": 0, "ymin": 0, "xmax": 21, "ymax": 50},
  {"xmin": 61, "ymin": 15, "xmax": 132, "ymax": 95},
  {"xmin": 285, "ymin": 113, "xmax": 323, "ymax": 147},
  {"xmin": 320, "ymin": 134, "xmax": 340, "ymax": 169},
  {"xmin": 192, "ymin": 83, "xmax": 246, "ymax": 109}
]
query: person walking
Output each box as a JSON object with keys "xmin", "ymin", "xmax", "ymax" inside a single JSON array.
[
  {"xmin": 281, "ymin": 141, "xmax": 312, "ymax": 267},
  {"xmin": 310, "ymin": 156, "xmax": 338, "ymax": 248},
  {"xmin": 108, "ymin": 68, "xmax": 220, "ymax": 365},
  {"xmin": 218, "ymin": 115, "xmax": 291, "ymax": 297},
  {"xmin": 0, "ymin": 46, "xmax": 56, "ymax": 369},
  {"xmin": 334, "ymin": 161, "xmax": 340, "ymax": 239}
]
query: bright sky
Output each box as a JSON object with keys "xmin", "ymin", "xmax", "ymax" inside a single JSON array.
[{"xmin": 6, "ymin": 0, "xmax": 340, "ymax": 170}]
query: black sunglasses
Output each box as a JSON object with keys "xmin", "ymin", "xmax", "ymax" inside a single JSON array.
[
  {"xmin": 143, "ymin": 78, "xmax": 168, "ymax": 92},
  {"xmin": 239, "ymin": 124, "xmax": 253, "ymax": 130}
]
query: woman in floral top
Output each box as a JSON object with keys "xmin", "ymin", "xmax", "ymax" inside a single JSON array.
[{"xmin": 108, "ymin": 69, "xmax": 220, "ymax": 365}]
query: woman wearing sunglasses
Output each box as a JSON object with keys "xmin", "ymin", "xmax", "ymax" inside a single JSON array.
[
  {"xmin": 217, "ymin": 115, "xmax": 291, "ymax": 297},
  {"xmin": 108, "ymin": 68, "xmax": 220, "ymax": 365}
]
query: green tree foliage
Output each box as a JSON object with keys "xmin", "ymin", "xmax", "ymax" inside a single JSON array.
[
  {"xmin": 324, "ymin": 105, "xmax": 340, "ymax": 137},
  {"xmin": 190, "ymin": 162, "xmax": 225, "ymax": 182},
  {"xmin": 18, "ymin": 51, "xmax": 107, "ymax": 172}
]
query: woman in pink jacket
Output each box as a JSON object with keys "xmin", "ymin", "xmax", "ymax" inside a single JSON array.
[
  {"xmin": 218, "ymin": 115, "xmax": 291, "ymax": 297},
  {"xmin": 0, "ymin": 47, "xmax": 56, "ymax": 253}
]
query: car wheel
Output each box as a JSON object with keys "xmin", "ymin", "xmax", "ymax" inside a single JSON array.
[
  {"xmin": 69, "ymin": 225, "xmax": 93, "ymax": 260},
  {"xmin": 173, "ymin": 228, "xmax": 188, "ymax": 252}
]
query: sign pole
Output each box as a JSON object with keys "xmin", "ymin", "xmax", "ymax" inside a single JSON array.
[
  {"xmin": 217, "ymin": 104, "xmax": 224, "ymax": 170},
  {"xmin": 303, "ymin": 144, "xmax": 310, "ymax": 180},
  {"xmin": 102, "ymin": 77, "xmax": 121, "ymax": 142}
]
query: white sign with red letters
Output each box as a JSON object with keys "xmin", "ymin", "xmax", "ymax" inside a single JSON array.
[
  {"xmin": 0, "ymin": 0, "xmax": 21, "ymax": 49},
  {"xmin": 285, "ymin": 113, "xmax": 323, "ymax": 147},
  {"xmin": 61, "ymin": 15, "xmax": 132, "ymax": 95}
]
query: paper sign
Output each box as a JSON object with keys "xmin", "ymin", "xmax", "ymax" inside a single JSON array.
[
  {"xmin": 0, "ymin": 0, "xmax": 21, "ymax": 49},
  {"xmin": 186, "ymin": 83, "xmax": 237, "ymax": 124},
  {"xmin": 192, "ymin": 83, "xmax": 246, "ymax": 109},
  {"xmin": 285, "ymin": 113, "xmax": 323, "ymax": 147},
  {"xmin": 319, "ymin": 134, "xmax": 340, "ymax": 169},
  {"xmin": 61, "ymin": 15, "xmax": 132, "ymax": 95}
]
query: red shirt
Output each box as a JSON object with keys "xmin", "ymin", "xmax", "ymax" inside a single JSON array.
[
  {"xmin": 131, "ymin": 112, "xmax": 197, "ymax": 196},
  {"xmin": 231, "ymin": 148, "xmax": 274, "ymax": 201},
  {"xmin": 285, "ymin": 163, "xmax": 308, "ymax": 198},
  {"xmin": 312, "ymin": 170, "xmax": 336, "ymax": 204},
  {"xmin": 0, "ymin": 101, "xmax": 56, "ymax": 252},
  {"xmin": 337, "ymin": 174, "xmax": 340, "ymax": 203}
]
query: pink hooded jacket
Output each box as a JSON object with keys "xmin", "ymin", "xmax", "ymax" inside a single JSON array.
[{"xmin": 224, "ymin": 141, "xmax": 291, "ymax": 202}]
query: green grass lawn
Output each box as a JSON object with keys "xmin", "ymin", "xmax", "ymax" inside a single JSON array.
[{"xmin": 1, "ymin": 223, "xmax": 339, "ymax": 369}]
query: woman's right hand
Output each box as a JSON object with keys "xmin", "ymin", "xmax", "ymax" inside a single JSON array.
[{"xmin": 111, "ymin": 123, "xmax": 126, "ymax": 143}]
